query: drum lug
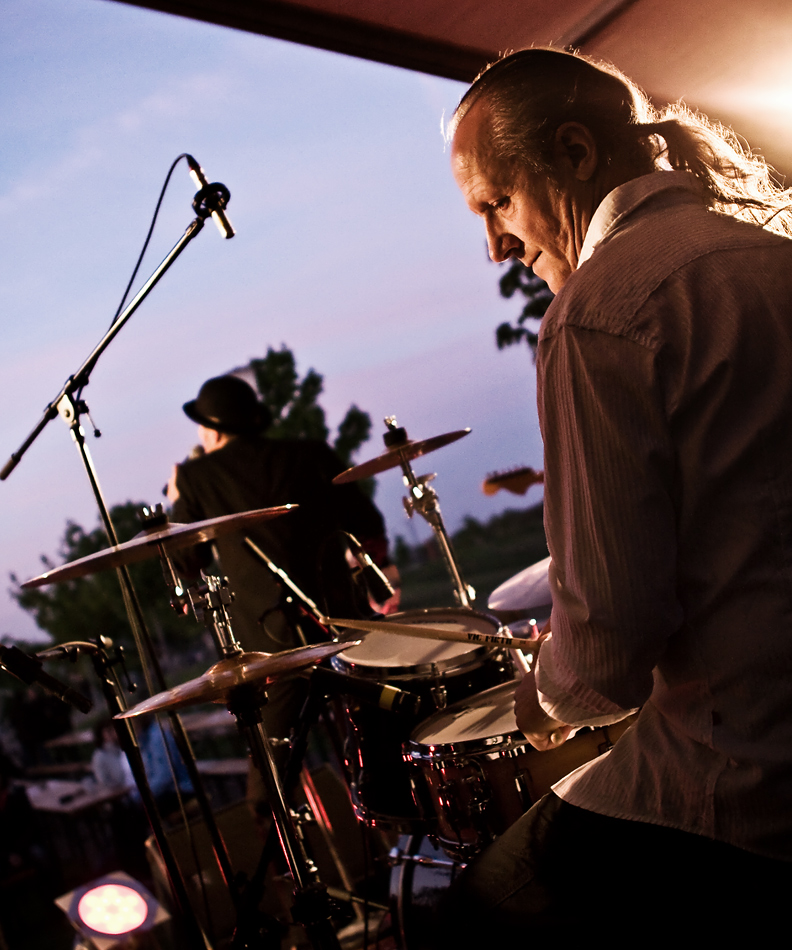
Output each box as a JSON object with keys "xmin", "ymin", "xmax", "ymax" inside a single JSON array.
[
  {"xmin": 431, "ymin": 684, "xmax": 448, "ymax": 708},
  {"xmin": 430, "ymin": 663, "xmax": 448, "ymax": 709}
]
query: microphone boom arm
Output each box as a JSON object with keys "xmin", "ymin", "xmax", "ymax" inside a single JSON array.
[{"xmin": 1, "ymin": 214, "xmax": 207, "ymax": 481}]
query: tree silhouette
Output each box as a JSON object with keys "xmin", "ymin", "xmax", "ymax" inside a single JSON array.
[
  {"xmin": 249, "ymin": 346, "xmax": 372, "ymax": 467},
  {"xmin": 495, "ymin": 260, "xmax": 554, "ymax": 358},
  {"xmin": 10, "ymin": 502, "xmax": 200, "ymax": 669}
]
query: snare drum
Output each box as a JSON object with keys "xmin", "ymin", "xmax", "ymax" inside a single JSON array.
[
  {"xmin": 331, "ymin": 608, "xmax": 514, "ymax": 829},
  {"xmin": 407, "ymin": 680, "xmax": 635, "ymax": 860}
]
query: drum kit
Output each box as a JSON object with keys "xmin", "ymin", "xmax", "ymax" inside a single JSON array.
[{"xmin": 13, "ymin": 417, "xmax": 627, "ymax": 950}]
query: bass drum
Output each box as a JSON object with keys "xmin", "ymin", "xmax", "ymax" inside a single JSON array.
[
  {"xmin": 331, "ymin": 608, "xmax": 513, "ymax": 829},
  {"xmin": 388, "ymin": 834, "xmax": 464, "ymax": 950}
]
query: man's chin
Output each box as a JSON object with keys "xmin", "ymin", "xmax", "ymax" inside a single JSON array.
[{"xmin": 535, "ymin": 259, "xmax": 571, "ymax": 295}]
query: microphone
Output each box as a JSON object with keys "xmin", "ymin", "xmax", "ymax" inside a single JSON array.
[
  {"xmin": 0, "ymin": 645, "xmax": 93, "ymax": 714},
  {"xmin": 185, "ymin": 154, "xmax": 235, "ymax": 239},
  {"xmin": 346, "ymin": 534, "xmax": 395, "ymax": 604},
  {"xmin": 311, "ymin": 666, "xmax": 420, "ymax": 716}
]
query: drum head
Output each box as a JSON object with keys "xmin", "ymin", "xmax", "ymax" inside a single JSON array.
[
  {"xmin": 333, "ymin": 608, "xmax": 501, "ymax": 679},
  {"xmin": 410, "ymin": 680, "xmax": 519, "ymax": 751}
]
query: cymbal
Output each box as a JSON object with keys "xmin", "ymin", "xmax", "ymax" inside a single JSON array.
[
  {"xmin": 22, "ymin": 506, "xmax": 297, "ymax": 589},
  {"xmin": 488, "ymin": 555, "xmax": 552, "ymax": 613},
  {"xmin": 115, "ymin": 640, "xmax": 357, "ymax": 717},
  {"xmin": 333, "ymin": 429, "xmax": 471, "ymax": 483}
]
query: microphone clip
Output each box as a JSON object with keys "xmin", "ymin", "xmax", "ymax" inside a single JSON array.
[{"xmin": 192, "ymin": 181, "xmax": 231, "ymax": 221}]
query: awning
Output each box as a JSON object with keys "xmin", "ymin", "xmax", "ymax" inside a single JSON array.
[{"xmin": 111, "ymin": 0, "xmax": 792, "ymax": 174}]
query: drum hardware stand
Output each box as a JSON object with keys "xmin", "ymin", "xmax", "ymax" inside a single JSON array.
[
  {"xmin": 159, "ymin": 549, "xmax": 347, "ymax": 950},
  {"xmin": 243, "ymin": 536, "xmax": 340, "ymax": 645},
  {"xmin": 37, "ymin": 637, "xmax": 212, "ymax": 950},
  {"xmin": 227, "ymin": 684, "xmax": 343, "ymax": 950},
  {"xmin": 383, "ymin": 417, "xmax": 475, "ymax": 608},
  {"xmin": 130, "ymin": 505, "xmax": 243, "ymax": 906},
  {"xmin": 387, "ymin": 844, "xmax": 464, "ymax": 871},
  {"xmin": 231, "ymin": 665, "xmax": 377, "ymax": 950}
]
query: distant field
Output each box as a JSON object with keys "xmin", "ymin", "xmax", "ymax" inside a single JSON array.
[{"xmin": 396, "ymin": 503, "xmax": 548, "ymax": 612}]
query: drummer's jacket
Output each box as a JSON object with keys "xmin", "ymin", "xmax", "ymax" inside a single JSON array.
[{"xmin": 534, "ymin": 171, "xmax": 792, "ymax": 861}]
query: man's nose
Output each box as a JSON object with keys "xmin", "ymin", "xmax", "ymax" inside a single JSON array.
[{"xmin": 485, "ymin": 222, "xmax": 521, "ymax": 263}]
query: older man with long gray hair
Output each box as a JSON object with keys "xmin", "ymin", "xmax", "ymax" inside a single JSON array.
[{"xmin": 441, "ymin": 47, "xmax": 792, "ymax": 939}]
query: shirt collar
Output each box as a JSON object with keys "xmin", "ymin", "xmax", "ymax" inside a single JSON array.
[{"xmin": 578, "ymin": 171, "xmax": 703, "ymax": 268}]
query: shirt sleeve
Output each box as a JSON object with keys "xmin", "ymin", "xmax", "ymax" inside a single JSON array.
[
  {"xmin": 170, "ymin": 465, "xmax": 214, "ymax": 576},
  {"xmin": 534, "ymin": 323, "xmax": 683, "ymax": 724}
]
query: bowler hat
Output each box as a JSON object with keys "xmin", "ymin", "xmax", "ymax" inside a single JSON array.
[{"xmin": 183, "ymin": 376, "xmax": 269, "ymax": 434}]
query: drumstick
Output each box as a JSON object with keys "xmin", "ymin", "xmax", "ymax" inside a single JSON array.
[{"xmin": 325, "ymin": 616, "xmax": 540, "ymax": 655}]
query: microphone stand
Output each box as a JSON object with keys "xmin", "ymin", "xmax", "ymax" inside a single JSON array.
[
  {"xmin": 39, "ymin": 638, "xmax": 211, "ymax": 950},
  {"xmin": 0, "ymin": 185, "xmax": 239, "ymax": 920}
]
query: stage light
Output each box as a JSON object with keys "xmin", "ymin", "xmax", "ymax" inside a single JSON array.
[
  {"xmin": 56, "ymin": 872, "xmax": 168, "ymax": 949},
  {"xmin": 77, "ymin": 883, "xmax": 149, "ymax": 935}
]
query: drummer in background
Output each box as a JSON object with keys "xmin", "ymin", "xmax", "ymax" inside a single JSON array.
[
  {"xmin": 440, "ymin": 48, "xmax": 792, "ymax": 939},
  {"xmin": 166, "ymin": 374, "xmax": 398, "ymax": 817}
]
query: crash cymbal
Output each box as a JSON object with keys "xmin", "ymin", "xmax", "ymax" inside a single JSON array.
[
  {"xmin": 488, "ymin": 555, "xmax": 552, "ymax": 613},
  {"xmin": 333, "ymin": 429, "xmax": 471, "ymax": 484},
  {"xmin": 115, "ymin": 639, "xmax": 357, "ymax": 717},
  {"xmin": 22, "ymin": 505, "xmax": 297, "ymax": 589}
]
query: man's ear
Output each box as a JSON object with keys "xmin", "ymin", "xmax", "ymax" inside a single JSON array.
[{"xmin": 554, "ymin": 122, "xmax": 598, "ymax": 182}]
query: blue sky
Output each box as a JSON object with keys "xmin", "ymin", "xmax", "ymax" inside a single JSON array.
[{"xmin": 1, "ymin": 0, "xmax": 545, "ymax": 643}]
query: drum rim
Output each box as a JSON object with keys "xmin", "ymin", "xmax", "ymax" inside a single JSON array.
[{"xmin": 332, "ymin": 607, "xmax": 506, "ymax": 680}]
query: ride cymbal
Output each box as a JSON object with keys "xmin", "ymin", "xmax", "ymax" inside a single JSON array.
[{"xmin": 333, "ymin": 429, "xmax": 470, "ymax": 483}]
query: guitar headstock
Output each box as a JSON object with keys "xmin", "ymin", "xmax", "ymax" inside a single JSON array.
[{"xmin": 482, "ymin": 466, "xmax": 544, "ymax": 496}]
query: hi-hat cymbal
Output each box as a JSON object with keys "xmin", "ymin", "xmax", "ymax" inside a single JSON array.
[
  {"xmin": 22, "ymin": 506, "xmax": 297, "ymax": 589},
  {"xmin": 333, "ymin": 429, "xmax": 471, "ymax": 484},
  {"xmin": 115, "ymin": 639, "xmax": 357, "ymax": 717}
]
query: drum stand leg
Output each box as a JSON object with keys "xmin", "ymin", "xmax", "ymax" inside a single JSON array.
[{"xmin": 228, "ymin": 685, "xmax": 341, "ymax": 950}]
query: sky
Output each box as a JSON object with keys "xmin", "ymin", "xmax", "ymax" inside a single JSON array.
[{"xmin": 0, "ymin": 0, "xmax": 545, "ymax": 644}]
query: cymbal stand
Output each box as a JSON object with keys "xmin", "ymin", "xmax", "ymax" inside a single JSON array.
[
  {"xmin": 179, "ymin": 564, "xmax": 343, "ymax": 949},
  {"xmin": 230, "ymin": 661, "xmax": 377, "ymax": 949},
  {"xmin": 243, "ymin": 536, "xmax": 338, "ymax": 644},
  {"xmin": 39, "ymin": 637, "xmax": 211, "ymax": 950},
  {"xmin": 158, "ymin": 532, "xmax": 347, "ymax": 949},
  {"xmin": 384, "ymin": 417, "xmax": 475, "ymax": 607},
  {"xmin": 227, "ymin": 683, "xmax": 342, "ymax": 950},
  {"xmin": 130, "ymin": 506, "xmax": 241, "ymax": 907}
]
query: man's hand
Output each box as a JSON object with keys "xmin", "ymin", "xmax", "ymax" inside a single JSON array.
[
  {"xmin": 514, "ymin": 666, "xmax": 573, "ymax": 751},
  {"xmin": 166, "ymin": 465, "xmax": 180, "ymax": 504},
  {"xmin": 377, "ymin": 564, "xmax": 402, "ymax": 615}
]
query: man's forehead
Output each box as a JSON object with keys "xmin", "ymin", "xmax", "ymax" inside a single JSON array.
[{"xmin": 451, "ymin": 99, "xmax": 492, "ymax": 162}]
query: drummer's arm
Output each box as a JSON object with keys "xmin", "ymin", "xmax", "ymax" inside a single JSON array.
[
  {"xmin": 524, "ymin": 327, "xmax": 680, "ymax": 745},
  {"xmin": 514, "ymin": 664, "xmax": 573, "ymax": 752},
  {"xmin": 516, "ymin": 633, "xmax": 638, "ymax": 751}
]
